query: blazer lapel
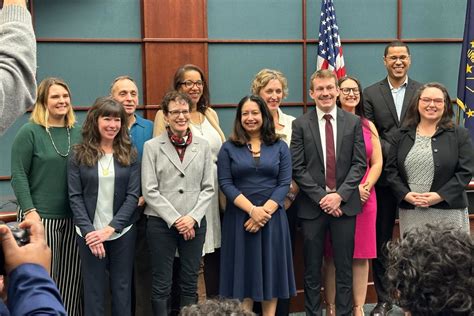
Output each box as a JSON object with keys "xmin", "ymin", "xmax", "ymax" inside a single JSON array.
[
  {"xmin": 380, "ymin": 80, "xmax": 399, "ymax": 125},
  {"xmin": 180, "ymin": 140, "xmax": 199, "ymax": 171},
  {"xmin": 159, "ymin": 135, "xmax": 185, "ymax": 174},
  {"xmin": 335, "ymin": 108, "xmax": 345, "ymax": 161},
  {"xmin": 308, "ymin": 110, "xmax": 325, "ymax": 165},
  {"xmin": 400, "ymin": 79, "xmax": 418, "ymax": 123}
]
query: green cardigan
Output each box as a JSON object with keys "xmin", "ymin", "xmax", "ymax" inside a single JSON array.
[{"xmin": 11, "ymin": 122, "xmax": 81, "ymax": 219}]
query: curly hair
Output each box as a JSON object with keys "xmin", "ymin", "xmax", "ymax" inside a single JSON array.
[
  {"xmin": 229, "ymin": 95, "xmax": 279, "ymax": 146},
  {"xmin": 386, "ymin": 223, "xmax": 473, "ymax": 315},
  {"xmin": 179, "ymin": 298, "xmax": 256, "ymax": 316},
  {"xmin": 250, "ymin": 68, "xmax": 289, "ymax": 99},
  {"xmin": 73, "ymin": 97, "xmax": 136, "ymax": 167}
]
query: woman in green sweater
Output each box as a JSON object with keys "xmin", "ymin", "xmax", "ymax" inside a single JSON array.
[{"xmin": 11, "ymin": 77, "xmax": 83, "ymax": 316}]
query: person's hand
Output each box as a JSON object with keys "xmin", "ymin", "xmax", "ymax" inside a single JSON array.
[
  {"xmin": 249, "ymin": 206, "xmax": 271, "ymax": 227},
  {"xmin": 85, "ymin": 226, "xmax": 114, "ymax": 247},
  {"xmin": 24, "ymin": 209, "xmax": 41, "ymax": 222},
  {"xmin": 329, "ymin": 208, "xmax": 343, "ymax": 217},
  {"xmin": 88, "ymin": 242, "xmax": 106, "ymax": 259},
  {"xmin": 404, "ymin": 192, "xmax": 421, "ymax": 205},
  {"xmin": 175, "ymin": 216, "xmax": 196, "ymax": 234},
  {"xmin": 137, "ymin": 196, "xmax": 145, "ymax": 207},
  {"xmin": 244, "ymin": 218, "xmax": 261, "ymax": 233},
  {"xmin": 0, "ymin": 219, "xmax": 51, "ymax": 274},
  {"xmin": 182, "ymin": 228, "xmax": 195, "ymax": 241},
  {"xmin": 416, "ymin": 192, "xmax": 443, "ymax": 207},
  {"xmin": 319, "ymin": 193, "xmax": 342, "ymax": 215},
  {"xmin": 359, "ymin": 183, "xmax": 370, "ymax": 204}
]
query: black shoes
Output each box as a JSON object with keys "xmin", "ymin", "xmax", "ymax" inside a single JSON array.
[{"xmin": 370, "ymin": 302, "xmax": 393, "ymax": 316}]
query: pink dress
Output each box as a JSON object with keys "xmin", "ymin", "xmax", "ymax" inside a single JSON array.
[
  {"xmin": 353, "ymin": 120, "xmax": 377, "ymax": 258},
  {"xmin": 324, "ymin": 119, "xmax": 377, "ymax": 258}
]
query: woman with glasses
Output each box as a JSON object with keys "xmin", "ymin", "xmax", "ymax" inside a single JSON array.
[
  {"xmin": 154, "ymin": 64, "xmax": 225, "ymax": 302},
  {"xmin": 322, "ymin": 76, "xmax": 382, "ymax": 316},
  {"xmin": 144, "ymin": 91, "xmax": 213, "ymax": 314},
  {"xmin": 386, "ymin": 82, "xmax": 474, "ymax": 235}
]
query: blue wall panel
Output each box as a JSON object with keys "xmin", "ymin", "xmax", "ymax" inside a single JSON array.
[
  {"xmin": 34, "ymin": 0, "xmax": 141, "ymax": 38},
  {"xmin": 208, "ymin": 0, "xmax": 302, "ymax": 39},
  {"xmin": 402, "ymin": 0, "xmax": 466, "ymax": 38},
  {"xmin": 209, "ymin": 44, "xmax": 303, "ymax": 104},
  {"xmin": 37, "ymin": 43, "xmax": 143, "ymax": 106},
  {"xmin": 306, "ymin": 0, "xmax": 397, "ymax": 40}
]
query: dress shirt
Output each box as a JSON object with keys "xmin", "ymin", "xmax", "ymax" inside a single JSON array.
[
  {"xmin": 129, "ymin": 114, "xmax": 154, "ymax": 160},
  {"xmin": 316, "ymin": 106, "xmax": 338, "ymax": 192},
  {"xmin": 388, "ymin": 76, "xmax": 408, "ymax": 120}
]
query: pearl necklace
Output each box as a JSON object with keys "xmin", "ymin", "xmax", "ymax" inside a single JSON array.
[{"xmin": 46, "ymin": 127, "xmax": 70, "ymax": 157}]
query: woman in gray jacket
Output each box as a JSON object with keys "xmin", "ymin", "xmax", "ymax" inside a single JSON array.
[{"xmin": 142, "ymin": 90, "xmax": 214, "ymax": 315}]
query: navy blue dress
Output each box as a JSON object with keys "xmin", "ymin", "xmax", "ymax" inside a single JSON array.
[{"xmin": 218, "ymin": 140, "xmax": 296, "ymax": 301}]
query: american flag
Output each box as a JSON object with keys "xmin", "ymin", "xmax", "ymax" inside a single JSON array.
[{"xmin": 316, "ymin": 0, "xmax": 346, "ymax": 79}]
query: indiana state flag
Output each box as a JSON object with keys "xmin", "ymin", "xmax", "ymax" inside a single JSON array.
[{"xmin": 457, "ymin": 0, "xmax": 474, "ymax": 141}]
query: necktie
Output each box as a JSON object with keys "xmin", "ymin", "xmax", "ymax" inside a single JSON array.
[{"xmin": 323, "ymin": 114, "xmax": 336, "ymax": 190}]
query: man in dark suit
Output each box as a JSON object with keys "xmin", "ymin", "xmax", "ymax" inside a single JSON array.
[
  {"xmin": 291, "ymin": 69, "xmax": 366, "ymax": 316},
  {"xmin": 363, "ymin": 41, "xmax": 422, "ymax": 316}
]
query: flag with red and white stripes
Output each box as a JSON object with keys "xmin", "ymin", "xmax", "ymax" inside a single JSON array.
[{"xmin": 316, "ymin": 0, "xmax": 346, "ymax": 78}]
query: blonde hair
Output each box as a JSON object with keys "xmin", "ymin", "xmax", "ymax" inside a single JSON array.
[
  {"xmin": 309, "ymin": 69, "xmax": 338, "ymax": 90},
  {"xmin": 250, "ymin": 68, "xmax": 288, "ymax": 98},
  {"xmin": 30, "ymin": 77, "xmax": 76, "ymax": 128}
]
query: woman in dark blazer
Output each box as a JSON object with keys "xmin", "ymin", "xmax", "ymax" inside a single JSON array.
[
  {"xmin": 68, "ymin": 97, "xmax": 140, "ymax": 316},
  {"xmin": 142, "ymin": 91, "xmax": 213, "ymax": 315},
  {"xmin": 386, "ymin": 82, "xmax": 474, "ymax": 234}
]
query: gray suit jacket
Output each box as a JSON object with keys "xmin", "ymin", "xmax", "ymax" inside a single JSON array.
[
  {"xmin": 291, "ymin": 107, "xmax": 366, "ymax": 218},
  {"xmin": 142, "ymin": 132, "xmax": 214, "ymax": 228}
]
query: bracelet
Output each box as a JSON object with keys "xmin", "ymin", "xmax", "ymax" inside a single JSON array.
[
  {"xmin": 23, "ymin": 208, "xmax": 37, "ymax": 217},
  {"xmin": 249, "ymin": 205, "xmax": 256, "ymax": 217},
  {"xmin": 286, "ymin": 192, "xmax": 296, "ymax": 202}
]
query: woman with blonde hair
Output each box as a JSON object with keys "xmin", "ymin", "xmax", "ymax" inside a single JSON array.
[{"xmin": 11, "ymin": 77, "xmax": 83, "ymax": 315}]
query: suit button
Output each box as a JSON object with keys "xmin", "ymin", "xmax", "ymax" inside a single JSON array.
[
  {"xmin": 179, "ymin": 189, "xmax": 184, "ymax": 194},
  {"xmin": 180, "ymin": 173, "xmax": 185, "ymax": 178},
  {"xmin": 433, "ymin": 149, "xmax": 438, "ymax": 153},
  {"xmin": 432, "ymin": 137, "xmax": 437, "ymax": 141}
]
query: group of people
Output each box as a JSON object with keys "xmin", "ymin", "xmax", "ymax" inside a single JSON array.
[{"xmin": 1, "ymin": 1, "xmax": 473, "ymax": 316}]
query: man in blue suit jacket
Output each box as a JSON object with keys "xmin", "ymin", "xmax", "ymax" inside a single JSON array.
[{"xmin": 291, "ymin": 70, "xmax": 366, "ymax": 316}]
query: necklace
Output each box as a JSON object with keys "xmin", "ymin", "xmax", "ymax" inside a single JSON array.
[
  {"xmin": 99, "ymin": 154, "xmax": 114, "ymax": 176},
  {"xmin": 190, "ymin": 113, "xmax": 204, "ymax": 135},
  {"xmin": 46, "ymin": 127, "xmax": 70, "ymax": 157},
  {"xmin": 246, "ymin": 143, "xmax": 261, "ymax": 155}
]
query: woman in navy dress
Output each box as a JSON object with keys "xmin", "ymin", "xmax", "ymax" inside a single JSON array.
[{"xmin": 218, "ymin": 95, "xmax": 296, "ymax": 315}]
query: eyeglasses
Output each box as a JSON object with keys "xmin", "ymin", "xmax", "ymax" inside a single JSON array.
[
  {"xmin": 168, "ymin": 110, "xmax": 190, "ymax": 117},
  {"xmin": 386, "ymin": 55, "xmax": 410, "ymax": 62},
  {"xmin": 340, "ymin": 87, "xmax": 360, "ymax": 95},
  {"xmin": 419, "ymin": 97, "xmax": 444, "ymax": 106},
  {"xmin": 180, "ymin": 80, "xmax": 203, "ymax": 88}
]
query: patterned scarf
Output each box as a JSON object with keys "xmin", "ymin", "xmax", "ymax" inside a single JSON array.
[{"xmin": 167, "ymin": 126, "xmax": 193, "ymax": 162}]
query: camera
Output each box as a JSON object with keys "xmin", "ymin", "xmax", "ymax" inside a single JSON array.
[{"xmin": 0, "ymin": 221, "xmax": 30, "ymax": 275}]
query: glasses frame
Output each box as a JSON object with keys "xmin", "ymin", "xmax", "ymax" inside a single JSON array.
[{"xmin": 180, "ymin": 80, "xmax": 204, "ymax": 88}]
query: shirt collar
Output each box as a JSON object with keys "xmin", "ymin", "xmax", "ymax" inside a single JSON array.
[
  {"xmin": 387, "ymin": 76, "xmax": 408, "ymax": 91},
  {"xmin": 315, "ymin": 105, "xmax": 338, "ymax": 121}
]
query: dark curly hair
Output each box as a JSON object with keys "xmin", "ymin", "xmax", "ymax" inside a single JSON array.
[
  {"xmin": 229, "ymin": 95, "xmax": 279, "ymax": 146},
  {"xmin": 179, "ymin": 298, "xmax": 256, "ymax": 316},
  {"xmin": 172, "ymin": 64, "xmax": 210, "ymax": 114},
  {"xmin": 386, "ymin": 224, "xmax": 473, "ymax": 315}
]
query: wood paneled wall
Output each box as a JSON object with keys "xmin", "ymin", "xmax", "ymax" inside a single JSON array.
[{"xmin": 142, "ymin": 0, "xmax": 208, "ymax": 120}]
